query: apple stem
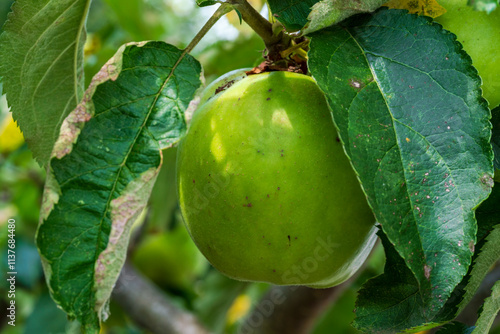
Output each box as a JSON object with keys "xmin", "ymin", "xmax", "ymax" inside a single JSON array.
[
  {"xmin": 230, "ymin": 0, "xmax": 281, "ymax": 46},
  {"xmin": 183, "ymin": 3, "xmax": 234, "ymax": 55}
]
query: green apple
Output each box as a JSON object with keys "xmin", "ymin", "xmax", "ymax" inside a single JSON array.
[
  {"xmin": 132, "ymin": 224, "xmax": 207, "ymax": 289},
  {"xmin": 177, "ymin": 71, "xmax": 377, "ymax": 288},
  {"xmin": 199, "ymin": 68, "xmax": 251, "ymax": 105},
  {"xmin": 434, "ymin": 0, "xmax": 500, "ymax": 108}
]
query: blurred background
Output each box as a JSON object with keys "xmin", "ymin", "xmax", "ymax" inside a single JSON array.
[{"xmin": 0, "ymin": 0, "xmax": 416, "ymax": 333}]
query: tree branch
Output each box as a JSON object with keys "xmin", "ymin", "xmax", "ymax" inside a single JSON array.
[
  {"xmin": 239, "ymin": 275, "xmax": 359, "ymax": 334},
  {"xmin": 112, "ymin": 261, "xmax": 209, "ymax": 334},
  {"xmin": 229, "ymin": 0, "xmax": 291, "ymax": 61},
  {"xmin": 229, "ymin": 0, "xmax": 280, "ymax": 46}
]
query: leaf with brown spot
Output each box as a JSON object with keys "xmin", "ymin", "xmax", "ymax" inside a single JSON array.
[
  {"xmin": 309, "ymin": 8, "xmax": 493, "ymax": 332},
  {"xmin": 384, "ymin": 0, "xmax": 447, "ymax": 18}
]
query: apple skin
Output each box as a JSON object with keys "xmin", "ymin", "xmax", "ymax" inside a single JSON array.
[
  {"xmin": 199, "ymin": 68, "xmax": 251, "ymax": 105},
  {"xmin": 132, "ymin": 224, "xmax": 207, "ymax": 290},
  {"xmin": 177, "ymin": 71, "xmax": 377, "ymax": 288},
  {"xmin": 434, "ymin": 0, "xmax": 500, "ymax": 108}
]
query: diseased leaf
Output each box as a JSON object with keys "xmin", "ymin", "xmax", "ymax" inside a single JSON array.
[
  {"xmin": 309, "ymin": 8, "xmax": 493, "ymax": 332},
  {"xmin": 302, "ymin": 0, "xmax": 387, "ymax": 35},
  {"xmin": 383, "ymin": 0, "xmax": 447, "ymax": 17},
  {"xmin": 267, "ymin": 0, "xmax": 387, "ymax": 34},
  {"xmin": 36, "ymin": 41, "xmax": 202, "ymax": 331},
  {"xmin": 267, "ymin": 0, "xmax": 319, "ymax": 32},
  {"xmin": 472, "ymin": 280, "xmax": 500, "ymax": 334},
  {"xmin": 0, "ymin": 0, "xmax": 90, "ymax": 165},
  {"xmin": 467, "ymin": 0, "xmax": 499, "ymax": 13}
]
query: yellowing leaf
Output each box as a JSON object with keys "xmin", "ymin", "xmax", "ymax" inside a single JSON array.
[
  {"xmin": 84, "ymin": 33, "xmax": 102, "ymax": 57},
  {"xmin": 226, "ymin": 294, "xmax": 251, "ymax": 325},
  {"xmin": 0, "ymin": 114, "xmax": 24, "ymax": 153},
  {"xmin": 384, "ymin": 0, "xmax": 447, "ymax": 18}
]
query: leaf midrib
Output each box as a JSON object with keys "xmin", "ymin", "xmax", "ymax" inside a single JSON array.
[{"xmin": 91, "ymin": 46, "xmax": 190, "ymax": 297}]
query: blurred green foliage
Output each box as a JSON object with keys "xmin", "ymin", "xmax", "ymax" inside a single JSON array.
[{"xmin": 84, "ymin": 0, "xmax": 265, "ymax": 86}]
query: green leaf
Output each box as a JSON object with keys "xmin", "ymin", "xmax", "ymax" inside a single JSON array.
[
  {"xmin": 472, "ymin": 280, "xmax": 500, "ymax": 334},
  {"xmin": 458, "ymin": 223, "xmax": 500, "ymax": 312},
  {"xmin": 309, "ymin": 8, "xmax": 494, "ymax": 331},
  {"xmin": 36, "ymin": 41, "xmax": 202, "ymax": 331},
  {"xmin": 455, "ymin": 186, "xmax": 500, "ymax": 313},
  {"xmin": 467, "ymin": 0, "xmax": 499, "ymax": 13},
  {"xmin": 354, "ymin": 229, "xmax": 435, "ymax": 331},
  {"xmin": 267, "ymin": 0, "xmax": 387, "ymax": 35},
  {"xmin": 434, "ymin": 183, "xmax": 500, "ymax": 322},
  {"xmin": 196, "ymin": 0, "xmax": 219, "ymax": 7},
  {"xmin": 302, "ymin": 0, "xmax": 387, "ymax": 35},
  {"xmin": 0, "ymin": 0, "xmax": 90, "ymax": 166},
  {"xmin": 267, "ymin": 0, "xmax": 319, "ymax": 32},
  {"xmin": 235, "ymin": 8, "xmax": 243, "ymax": 25},
  {"xmin": 492, "ymin": 107, "xmax": 500, "ymax": 170}
]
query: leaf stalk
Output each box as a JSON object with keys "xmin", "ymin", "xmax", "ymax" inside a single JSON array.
[{"xmin": 184, "ymin": 3, "xmax": 234, "ymax": 55}]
